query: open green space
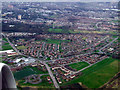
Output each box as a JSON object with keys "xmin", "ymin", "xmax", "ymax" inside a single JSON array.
[
  {"xmin": 4, "ymin": 43, "xmax": 9, "ymax": 45},
  {"xmin": 48, "ymin": 28, "xmax": 63, "ymax": 33},
  {"xmin": 0, "ymin": 58, "xmax": 2, "ymax": 62},
  {"xmin": 43, "ymin": 39, "xmax": 71, "ymax": 44},
  {"xmin": 17, "ymin": 46, "xmax": 28, "ymax": 50},
  {"xmin": 111, "ymin": 20, "xmax": 120, "ymax": 23},
  {"xmin": 14, "ymin": 66, "xmax": 48, "ymax": 80},
  {"xmin": 2, "ymin": 45, "xmax": 13, "ymax": 50},
  {"xmin": 68, "ymin": 62, "xmax": 89, "ymax": 71},
  {"xmin": 48, "ymin": 28, "xmax": 70, "ymax": 33},
  {"xmin": 18, "ymin": 75, "xmax": 55, "ymax": 88},
  {"xmin": 69, "ymin": 30, "xmax": 117, "ymax": 34},
  {"xmin": 14, "ymin": 68, "xmax": 35, "ymax": 80},
  {"xmin": 29, "ymin": 66, "xmax": 48, "ymax": 74},
  {"xmin": 61, "ymin": 57, "xmax": 119, "ymax": 88},
  {"xmin": 2, "ymin": 38, "xmax": 8, "ymax": 42},
  {"xmin": 2, "ymin": 38, "xmax": 13, "ymax": 50}
]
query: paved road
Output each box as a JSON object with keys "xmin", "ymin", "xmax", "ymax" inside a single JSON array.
[
  {"xmin": 99, "ymin": 37, "xmax": 118, "ymax": 53},
  {"xmin": 2, "ymin": 33, "xmax": 22, "ymax": 55},
  {"xmin": 72, "ymin": 57, "xmax": 108, "ymax": 75},
  {"xmin": 2, "ymin": 33, "xmax": 59, "ymax": 89},
  {"xmin": 44, "ymin": 62, "xmax": 59, "ymax": 89}
]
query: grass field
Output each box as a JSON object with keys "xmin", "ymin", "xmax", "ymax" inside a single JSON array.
[
  {"xmin": 44, "ymin": 39, "xmax": 71, "ymax": 44},
  {"xmin": 69, "ymin": 30, "xmax": 117, "ymax": 34},
  {"xmin": 4, "ymin": 43, "xmax": 9, "ymax": 45},
  {"xmin": 18, "ymin": 75, "xmax": 55, "ymax": 88},
  {"xmin": 0, "ymin": 58, "xmax": 2, "ymax": 62},
  {"xmin": 3, "ymin": 38, "xmax": 8, "ymax": 42},
  {"xmin": 17, "ymin": 46, "xmax": 28, "ymax": 50},
  {"xmin": 14, "ymin": 68, "xmax": 35, "ymax": 80},
  {"xmin": 48, "ymin": 28, "xmax": 63, "ymax": 33},
  {"xmin": 61, "ymin": 57, "xmax": 119, "ymax": 88},
  {"xmin": 68, "ymin": 62, "xmax": 89, "ymax": 71},
  {"xmin": 14, "ymin": 66, "xmax": 48, "ymax": 80},
  {"xmin": 2, "ymin": 38, "xmax": 13, "ymax": 50},
  {"xmin": 2, "ymin": 45, "xmax": 13, "ymax": 50}
]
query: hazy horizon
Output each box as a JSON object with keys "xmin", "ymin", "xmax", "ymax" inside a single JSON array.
[{"xmin": 1, "ymin": 0, "xmax": 119, "ymax": 2}]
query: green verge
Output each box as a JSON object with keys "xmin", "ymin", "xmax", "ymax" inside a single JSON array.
[
  {"xmin": 68, "ymin": 62, "xmax": 89, "ymax": 71},
  {"xmin": 61, "ymin": 57, "xmax": 119, "ymax": 88}
]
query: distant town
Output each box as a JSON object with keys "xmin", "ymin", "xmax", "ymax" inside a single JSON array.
[{"xmin": 1, "ymin": 2, "xmax": 120, "ymax": 89}]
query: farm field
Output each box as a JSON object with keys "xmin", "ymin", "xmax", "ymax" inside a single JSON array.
[
  {"xmin": 68, "ymin": 62, "xmax": 89, "ymax": 71},
  {"xmin": 61, "ymin": 57, "xmax": 120, "ymax": 88}
]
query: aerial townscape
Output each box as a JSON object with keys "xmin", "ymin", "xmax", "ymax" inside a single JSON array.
[{"xmin": 1, "ymin": 1, "xmax": 120, "ymax": 89}]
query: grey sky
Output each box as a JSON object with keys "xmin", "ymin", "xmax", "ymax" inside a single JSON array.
[{"xmin": 1, "ymin": 0, "xmax": 119, "ymax": 2}]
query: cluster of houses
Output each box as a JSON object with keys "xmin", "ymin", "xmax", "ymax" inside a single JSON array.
[
  {"xmin": 48, "ymin": 54, "xmax": 108, "ymax": 84},
  {"xmin": 48, "ymin": 54, "xmax": 108, "ymax": 68},
  {"xmin": 102, "ymin": 40, "xmax": 119, "ymax": 56},
  {"xmin": 12, "ymin": 34, "xmax": 111, "ymax": 60},
  {"xmin": 54, "ymin": 67, "xmax": 81, "ymax": 84}
]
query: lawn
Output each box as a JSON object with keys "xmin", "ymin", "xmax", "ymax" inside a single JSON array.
[
  {"xmin": 2, "ymin": 45, "xmax": 13, "ymax": 50},
  {"xmin": 14, "ymin": 68, "xmax": 36, "ymax": 80},
  {"xmin": 0, "ymin": 58, "xmax": 2, "ymax": 62},
  {"xmin": 68, "ymin": 62, "xmax": 89, "ymax": 71},
  {"xmin": 17, "ymin": 46, "xmax": 28, "ymax": 50},
  {"xmin": 48, "ymin": 28, "xmax": 63, "ymax": 33},
  {"xmin": 4, "ymin": 43, "xmax": 9, "ymax": 45},
  {"xmin": 2, "ymin": 38, "xmax": 8, "ymax": 42},
  {"xmin": 2, "ymin": 38, "xmax": 13, "ymax": 50},
  {"xmin": 14, "ymin": 66, "xmax": 48, "ymax": 80},
  {"xmin": 61, "ymin": 57, "xmax": 119, "ymax": 88},
  {"xmin": 69, "ymin": 30, "xmax": 117, "ymax": 34},
  {"xmin": 18, "ymin": 75, "xmax": 55, "ymax": 88},
  {"xmin": 44, "ymin": 39, "xmax": 71, "ymax": 44}
]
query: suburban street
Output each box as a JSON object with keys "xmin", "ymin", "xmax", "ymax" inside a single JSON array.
[
  {"xmin": 2, "ymin": 33, "xmax": 60, "ymax": 89},
  {"xmin": 44, "ymin": 62, "xmax": 60, "ymax": 89},
  {"xmin": 99, "ymin": 37, "xmax": 118, "ymax": 53}
]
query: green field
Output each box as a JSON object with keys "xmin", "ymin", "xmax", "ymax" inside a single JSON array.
[
  {"xmin": 17, "ymin": 46, "xmax": 28, "ymax": 50},
  {"xmin": 4, "ymin": 43, "xmax": 9, "ymax": 45},
  {"xmin": 14, "ymin": 68, "xmax": 35, "ymax": 80},
  {"xmin": 18, "ymin": 75, "xmax": 55, "ymax": 88},
  {"xmin": 68, "ymin": 62, "xmax": 89, "ymax": 71},
  {"xmin": 43, "ymin": 39, "xmax": 71, "ymax": 44},
  {"xmin": 0, "ymin": 58, "xmax": 2, "ymax": 62},
  {"xmin": 2, "ymin": 38, "xmax": 13, "ymax": 50},
  {"xmin": 69, "ymin": 30, "xmax": 117, "ymax": 34},
  {"xmin": 2, "ymin": 45, "xmax": 13, "ymax": 50},
  {"xmin": 14, "ymin": 66, "xmax": 48, "ymax": 80},
  {"xmin": 48, "ymin": 28, "xmax": 63, "ymax": 33},
  {"xmin": 3, "ymin": 38, "xmax": 8, "ymax": 41},
  {"xmin": 61, "ymin": 57, "xmax": 119, "ymax": 88}
]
